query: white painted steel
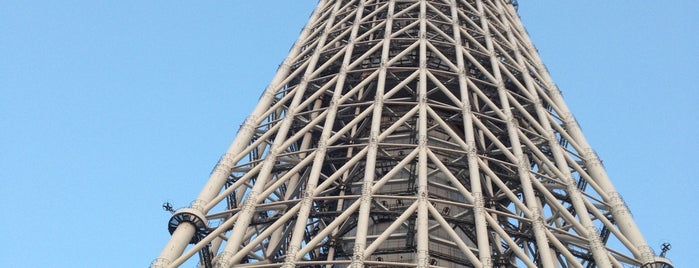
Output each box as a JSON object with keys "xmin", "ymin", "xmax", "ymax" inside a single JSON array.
[{"xmin": 151, "ymin": 1, "xmax": 667, "ymax": 267}]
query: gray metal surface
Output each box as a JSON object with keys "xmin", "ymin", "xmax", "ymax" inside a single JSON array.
[{"xmin": 151, "ymin": 0, "xmax": 673, "ymax": 267}]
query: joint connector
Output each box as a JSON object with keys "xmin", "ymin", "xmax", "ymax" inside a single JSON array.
[
  {"xmin": 149, "ymin": 258, "xmax": 171, "ymax": 268},
  {"xmin": 168, "ymin": 208, "xmax": 209, "ymax": 244}
]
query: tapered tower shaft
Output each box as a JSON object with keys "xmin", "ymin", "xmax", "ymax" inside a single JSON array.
[{"xmin": 151, "ymin": 1, "xmax": 673, "ymax": 267}]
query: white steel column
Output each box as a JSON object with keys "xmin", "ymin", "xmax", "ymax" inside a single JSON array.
[
  {"xmin": 450, "ymin": 0, "xmax": 492, "ymax": 266},
  {"xmin": 349, "ymin": 0, "xmax": 396, "ymax": 265},
  {"xmin": 508, "ymin": 3, "xmax": 655, "ymax": 264},
  {"xmin": 476, "ymin": 0, "xmax": 554, "ymax": 266},
  {"xmin": 149, "ymin": 2, "xmax": 331, "ymax": 267},
  {"xmin": 415, "ymin": 1, "xmax": 430, "ymax": 267},
  {"xmin": 213, "ymin": 1, "xmax": 343, "ymax": 266},
  {"xmin": 284, "ymin": 0, "xmax": 367, "ymax": 266},
  {"xmin": 494, "ymin": 1, "xmax": 614, "ymax": 267},
  {"xmin": 265, "ymin": 97, "xmax": 324, "ymax": 259},
  {"xmin": 152, "ymin": 1, "xmax": 666, "ymax": 267}
]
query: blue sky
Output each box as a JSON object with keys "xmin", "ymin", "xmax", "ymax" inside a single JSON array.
[{"xmin": 1, "ymin": 1, "xmax": 696, "ymax": 267}]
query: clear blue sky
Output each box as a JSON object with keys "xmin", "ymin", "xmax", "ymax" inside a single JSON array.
[{"xmin": 1, "ymin": 1, "xmax": 696, "ymax": 267}]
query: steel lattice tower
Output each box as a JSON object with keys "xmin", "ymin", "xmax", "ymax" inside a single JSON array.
[{"xmin": 151, "ymin": 1, "xmax": 674, "ymax": 267}]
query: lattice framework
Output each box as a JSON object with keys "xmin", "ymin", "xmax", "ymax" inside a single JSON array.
[{"xmin": 151, "ymin": 1, "xmax": 673, "ymax": 267}]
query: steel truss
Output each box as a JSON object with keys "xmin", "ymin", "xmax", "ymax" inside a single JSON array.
[{"xmin": 151, "ymin": 0, "xmax": 673, "ymax": 267}]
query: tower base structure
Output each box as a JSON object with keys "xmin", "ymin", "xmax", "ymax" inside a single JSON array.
[{"xmin": 152, "ymin": 1, "xmax": 673, "ymax": 267}]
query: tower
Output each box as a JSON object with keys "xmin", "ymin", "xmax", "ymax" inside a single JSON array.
[{"xmin": 151, "ymin": 0, "xmax": 673, "ymax": 267}]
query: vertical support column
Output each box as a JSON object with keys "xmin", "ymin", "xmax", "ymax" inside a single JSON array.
[
  {"xmin": 280, "ymin": 87, "xmax": 333, "ymax": 265},
  {"xmin": 325, "ymin": 89, "xmax": 366, "ymax": 266},
  {"xmin": 415, "ymin": 1, "xmax": 430, "ymax": 267},
  {"xmin": 151, "ymin": 223, "xmax": 197, "ymax": 268},
  {"xmin": 450, "ymin": 0, "xmax": 492, "ymax": 266},
  {"xmin": 494, "ymin": 1, "xmax": 613, "ymax": 267},
  {"xmin": 266, "ymin": 97, "xmax": 324, "ymax": 258},
  {"xmin": 507, "ymin": 3, "xmax": 655, "ymax": 264},
  {"xmin": 214, "ymin": 1, "xmax": 343, "ymax": 267},
  {"xmin": 350, "ymin": 0, "xmax": 396, "ymax": 265},
  {"xmin": 150, "ymin": 2, "xmax": 332, "ymax": 267},
  {"xmin": 475, "ymin": 0, "xmax": 554, "ymax": 266},
  {"xmin": 284, "ymin": 0, "xmax": 368, "ymax": 266},
  {"xmin": 195, "ymin": 0, "xmax": 330, "ymax": 208}
]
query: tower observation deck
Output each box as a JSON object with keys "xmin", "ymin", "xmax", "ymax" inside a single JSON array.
[{"xmin": 151, "ymin": 1, "xmax": 673, "ymax": 267}]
